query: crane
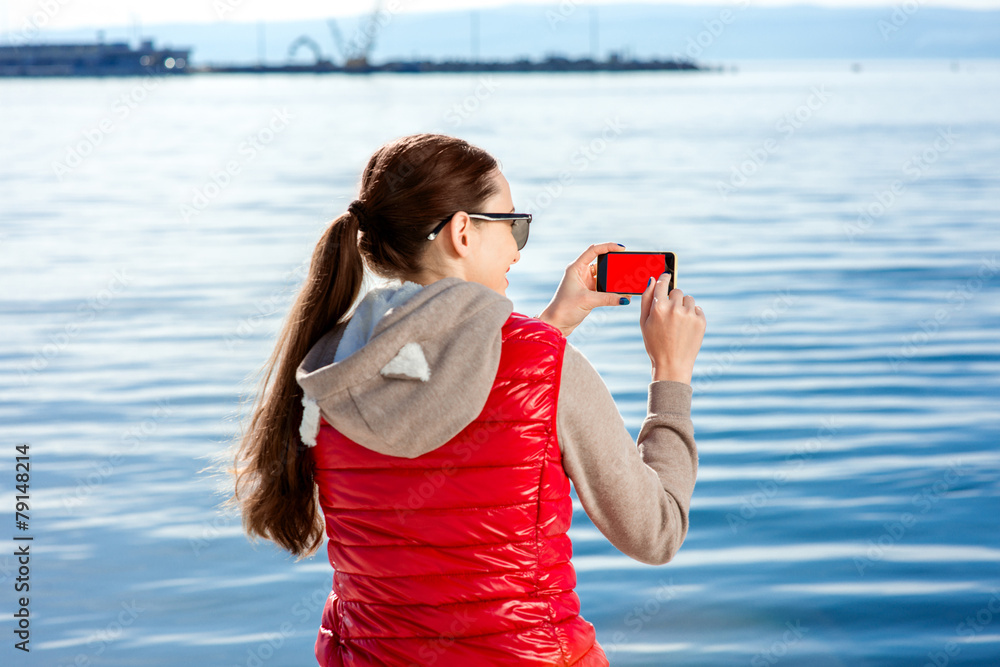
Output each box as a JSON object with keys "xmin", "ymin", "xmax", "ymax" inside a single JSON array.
[{"xmin": 327, "ymin": 1, "xmax": 384, "ymax": 71}]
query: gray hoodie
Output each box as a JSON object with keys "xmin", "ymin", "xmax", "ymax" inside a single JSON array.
[{"xmin": 296, "ymin": 276, "xmax": 698, "ymax": 566}]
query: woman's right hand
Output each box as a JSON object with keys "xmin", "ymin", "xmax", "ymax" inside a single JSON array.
[{"xmin": 639, "ymin": 273, "xmax": 706, "ymax": 385}]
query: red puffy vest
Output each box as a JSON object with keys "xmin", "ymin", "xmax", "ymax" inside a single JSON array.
[{"xmin": 309, "ymin": 312, "xmax": 609, "ymax": 666}]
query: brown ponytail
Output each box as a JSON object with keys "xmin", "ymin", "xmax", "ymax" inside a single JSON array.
[{"xmin": 226, "ymin": 133, "xmax": 501, "ymax": 557}]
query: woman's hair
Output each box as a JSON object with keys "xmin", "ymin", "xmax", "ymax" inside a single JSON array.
[{"xmin": 227, "ymin": 133, "xmax": 501, "ymax": 558}]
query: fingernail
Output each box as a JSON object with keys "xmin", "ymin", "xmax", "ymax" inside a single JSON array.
[
  {"xmin": 619, "ymin": 297, "xmax": 629, "ymax": 305},
  {"xmin": 616, "ymin": 243, "xmax": 625, "ymax": 247},
  {"xmin": 647, "ymin": 277, "xmax": 653, "ymax": 287}
]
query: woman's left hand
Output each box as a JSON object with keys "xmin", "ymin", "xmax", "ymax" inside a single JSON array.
[{"xmin": 537, "ymin": 242, "xmax": 631, "ymax": 338}]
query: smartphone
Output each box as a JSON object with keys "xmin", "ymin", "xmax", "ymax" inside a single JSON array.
[{"xmin": 596, "ymin": 251, "xmax": 676, "ymax": 295}]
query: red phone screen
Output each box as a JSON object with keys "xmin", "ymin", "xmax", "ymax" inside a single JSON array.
[{"xmin": 605, "ymin": 253, "xmax": 670, "ymax": 293}]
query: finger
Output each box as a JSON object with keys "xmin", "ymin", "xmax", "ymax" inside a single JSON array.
[
  {"xmin": 573, "ymin": 242, "xmax": 626, "ymax": 270},
  {"xmin": 658, "ymin": 273, "xmax": 675, "ymax": 298},
  {"xmin": 640, "ymin": 275, "xmax": 655, "ymax": 323},
  {"xmin": 608, "ymin": 292, "xmax": 630, "ymax": 307}
]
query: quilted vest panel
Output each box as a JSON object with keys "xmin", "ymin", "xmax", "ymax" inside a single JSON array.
[{"xmin": 309, "ymin": 312, "xmax": 608, "ymax": 666}]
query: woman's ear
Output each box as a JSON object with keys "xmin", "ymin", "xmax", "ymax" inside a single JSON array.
[{"xmin": 448, "ymin": 212, "xmax": 476, "ymax": 257}]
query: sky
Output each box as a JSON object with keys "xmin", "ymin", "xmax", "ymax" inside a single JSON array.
[{"xmin": 4, "ymin": 0, "xmax": 1000, "ymax": 34}]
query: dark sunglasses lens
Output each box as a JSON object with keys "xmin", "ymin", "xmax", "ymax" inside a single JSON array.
[{"xmin": 512, "ymin": 219, "xmax": 528, "ymax": 250}]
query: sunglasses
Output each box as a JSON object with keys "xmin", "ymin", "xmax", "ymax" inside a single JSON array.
[{"xmin": 426, "ymin": 212, "xmax": 532, "ymax": 251}]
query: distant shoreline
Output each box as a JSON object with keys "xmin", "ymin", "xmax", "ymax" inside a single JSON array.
[
  {"xmin": 0, "ymin": 40, "xmax": 712, "ymax": 77},
  {"xmin": 193, "ymin": 55, "xmax": 710, "ymax": 76}
]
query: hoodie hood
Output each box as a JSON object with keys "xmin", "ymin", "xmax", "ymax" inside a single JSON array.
[{"xmin": 295, "ymin": 276, "xmax": 514, "ymax": 459}]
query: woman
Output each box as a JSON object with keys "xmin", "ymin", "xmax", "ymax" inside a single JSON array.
[{"xmin": 230, "ymin": 133, "xmax": 706, "ymax": 666}]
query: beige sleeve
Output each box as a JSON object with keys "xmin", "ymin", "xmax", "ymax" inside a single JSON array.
[{"xmin": 556, "ymin": 341, "xmax": 698, "ymax": 565}]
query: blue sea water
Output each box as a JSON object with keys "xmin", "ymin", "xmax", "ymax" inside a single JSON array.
[{"xmin": 1, "ymin": 59, "xmax": 998, "ymax": 666}]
